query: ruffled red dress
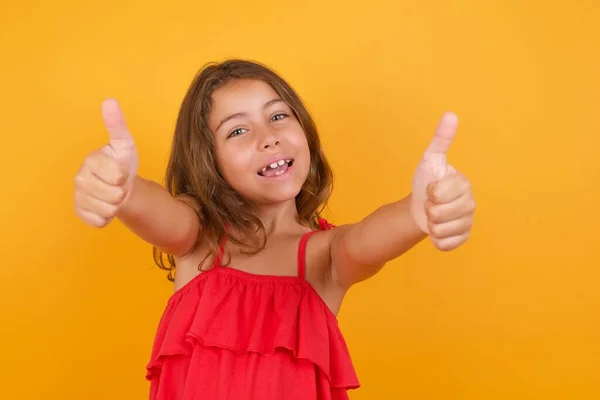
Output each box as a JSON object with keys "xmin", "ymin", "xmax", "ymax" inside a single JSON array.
[{"xmin": 145, "ymin": 218, "xmax": 360, "ymax": 399}]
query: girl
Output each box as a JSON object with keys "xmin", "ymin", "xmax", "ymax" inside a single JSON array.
[{"xmin": 73, "ymin": 59, "xmax": 475, "ymax": 399}]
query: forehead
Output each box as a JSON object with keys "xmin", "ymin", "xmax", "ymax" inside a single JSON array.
[{"xmin": 209, "ymin": 79, "xmax": 280, "ymax": 119}]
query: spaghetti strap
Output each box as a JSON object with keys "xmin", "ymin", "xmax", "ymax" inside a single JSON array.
[
  {"xmin": 297, "ymin": 231, "xmax": 318, "ymax": 280},
  {"xmin": 213, "ymin": 224, "xmax": 232, "ymax": 268},
  {"xmin": 214, "ymin": 235, "xmax": 227, "ymax": 268}
]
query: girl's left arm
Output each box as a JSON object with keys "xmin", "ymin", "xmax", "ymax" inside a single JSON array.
[{"xmin": 329, "ymin": 112, "xmax": 476, "ymax": 289}]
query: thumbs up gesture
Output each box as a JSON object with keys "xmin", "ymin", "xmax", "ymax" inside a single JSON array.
[
  {"xmin": 410, "ymin": 112, "xmax": 475, "ymax": 251},
  {"xmin": 74, "ymin": 99, "xmax": 139, "ymax": 227}
]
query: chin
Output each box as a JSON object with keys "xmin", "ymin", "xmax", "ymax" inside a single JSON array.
[
  {"xmin": 266, "ymin": 191, "xmax": 302, "ymax": 205},
  {"xmin": 234, "ymin": 179, "xmax": 304, "ymax": 207},
  {"xmin": 249, "ymin": 185, "xmax": 303, "ymax": 206}
]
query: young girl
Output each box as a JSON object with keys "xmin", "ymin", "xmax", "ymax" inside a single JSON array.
[{"xmin": 74, "ymin": 59, "xmax": 475, "ymax": 399}]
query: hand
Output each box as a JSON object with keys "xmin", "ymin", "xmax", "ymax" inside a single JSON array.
[
  {"xmin": 410, "ymin": 112, "xmax": 476, "ymax": 251},
  {"xmin": 74, "ymin": 99, "xmax": 139, "ymax": 227}
]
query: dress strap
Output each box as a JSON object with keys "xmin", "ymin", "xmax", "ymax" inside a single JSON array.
[
  {"xmin": 214, "ymin": 229, "xmax": 228, "ymax": 268},
  {"xmin": 297, "ymin": 230, "xmax": 318, "ymax": 280}
]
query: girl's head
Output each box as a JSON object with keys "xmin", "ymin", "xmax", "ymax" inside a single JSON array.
[{"xmin": 154, "ymin": 59, "xmax": 333, "ymax": 280}]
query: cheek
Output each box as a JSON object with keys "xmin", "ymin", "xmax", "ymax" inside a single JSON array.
[
  {"xmin": 289, "ymin": 137, "xmax": 311, "ymax": 185},
  {"xmin": 295, "ymin": 132, "xmax": 311, "ymax": 168},
  {"xmin": 217, "ymin": 145, "xmax": 254, "ymax": 183},
  {"xmin": 287, "ymin": 125, "xmax": 309, "ymax": 154}
]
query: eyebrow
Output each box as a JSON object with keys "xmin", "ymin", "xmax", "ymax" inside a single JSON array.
[{"xmin": 215, "ymin": 98, "xmax": 285, "ymax": 132}]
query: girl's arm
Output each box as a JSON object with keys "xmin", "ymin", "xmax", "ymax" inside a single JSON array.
[
  {"xmin": 330, "ymin": 195, "xmax": 425, "ymax": 287},
  {"xmin": 74, "ymin": 99, "xmax": 201, "ymax": 257},
  {"xmin": 116, "ymin": 176, "xmax": 201, "ymax": 257},
  {"xmin": 329, "ymin": 113, "xmax": 476, "ymax": 288}
]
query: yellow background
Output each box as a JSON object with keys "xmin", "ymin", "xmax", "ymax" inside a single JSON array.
[{"xmin": 1, "ymin": 0, "xmax": 598, "ymax": 399}]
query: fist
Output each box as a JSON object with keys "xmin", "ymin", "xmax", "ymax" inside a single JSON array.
[
  {"xmin": 424, "ymin": 171, "xmax": 475, "ymax": 251},
  {"xmin": 410, "ymin": 112, "xmax": 476, "ymax": 251},
  {"xmin": 74, "ymin": 99, "xmax": 139, "ymax": 227}
]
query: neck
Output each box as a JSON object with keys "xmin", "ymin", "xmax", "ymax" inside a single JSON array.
[{"xmin": 254, "ymin": 198, "xmax": 302, "ymax": 235}]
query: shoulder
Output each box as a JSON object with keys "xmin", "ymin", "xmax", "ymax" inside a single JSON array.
[
  {"xmin": 307, "ymin": 219, "xmax": 354, "ymax": 255},
  {"xmin": 302, "ymin": 219, "xmax": 355, "ymax": 314},
  {"xmin": 303, "ymin": 218, "xmax": 349, "ymax": 262},
  {"xmin": 172, "ymin": 239, "xmax": 213, "ymax": 291}
]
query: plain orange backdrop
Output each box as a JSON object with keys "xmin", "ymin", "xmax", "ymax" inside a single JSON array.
[{"xmin": 1, "ymin": 0, "xmax": 599, "ymax": 399}]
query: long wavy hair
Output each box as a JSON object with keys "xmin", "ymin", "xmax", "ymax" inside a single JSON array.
[{"xmin": 153, "ymin": 59, "xmax": 334, "ymax": 281}]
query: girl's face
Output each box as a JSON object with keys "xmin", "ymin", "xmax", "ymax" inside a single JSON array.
[{"xmin": 209, "ymin": 79, "xmax": 310, "ymax": 207}]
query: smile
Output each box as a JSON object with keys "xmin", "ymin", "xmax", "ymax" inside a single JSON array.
[{"xmin": 257, "ymin": 159, "xmax": 294, "ymax": 177}]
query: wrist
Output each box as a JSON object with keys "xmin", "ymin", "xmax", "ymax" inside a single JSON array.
[
  {"xmin": 116, "ymin": 175, "xmax": 141, "ymax": 217},
  {"xmin": 407, "ymin": 192, "xmax": 430, "ymax": 236}
]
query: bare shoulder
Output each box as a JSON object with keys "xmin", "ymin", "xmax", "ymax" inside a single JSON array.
[
  {"xmin": 303, "ymin": 224, "xmax": 354, "ymax": 315},
  {"xmin": 172, "ymin": 239, "xmax": 211, "ymax": 292}
]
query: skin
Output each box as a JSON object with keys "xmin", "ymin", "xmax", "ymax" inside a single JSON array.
[
  {"xmin": 74, "ymin": 79, "xmax": 475, "ymax": 316},
  {"xmin": 209, "ymin": 79, "xmax": 311, "ymax": 212}
]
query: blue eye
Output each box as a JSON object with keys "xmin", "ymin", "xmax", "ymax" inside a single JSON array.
[
  {"xmin": 271, "ymin": 113, "xmax": 288, "ymax": 122},
  {"xmin": 229, "ymin": 128, "xmax": 246, "ymax": 138}
]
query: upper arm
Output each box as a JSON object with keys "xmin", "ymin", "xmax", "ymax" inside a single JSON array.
[
  {"xmin": 160, "ymin": 194, "xmax": 202, "ymax": 257},
  {"xmin": 327, "ymin": 198, "xmax": 428, "ymax": 289},
  {"xmin": 329, "ymin": 224, "xmax": 386, "ymax": 290}
]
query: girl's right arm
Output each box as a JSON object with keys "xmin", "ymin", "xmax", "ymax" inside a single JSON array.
[
  {"xmin": 73, "ymin": 98, "xmax": 200, "ymax": 257},
  {"xmin": 115, "ymin": 176, "xmax": 200, "ymax": 257}
]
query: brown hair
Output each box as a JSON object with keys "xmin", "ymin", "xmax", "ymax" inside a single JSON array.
[{"xmin": 153, "ymin": 59, "xmax": 334, "ymax": 281}]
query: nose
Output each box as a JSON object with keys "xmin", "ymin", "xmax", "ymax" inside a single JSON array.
[
  {"xmin": 257, "ymin": 126, "xmax": 280, "ymax": 150},
  {"xmin": 262, "ymin": 139, "xmax": 280, "ymax": 149}
]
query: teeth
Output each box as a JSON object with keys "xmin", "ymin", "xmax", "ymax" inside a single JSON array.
[
  {"xmin": 275, "ymin": 170, "xmax": 284, "ymax": 175},
  {"xmin": 259, "ymin": 159, "xmax": 292, "ymax": 174},
  {"xmin": 267, "ymin": 160, "xmax": 286, "ymax": 169}
]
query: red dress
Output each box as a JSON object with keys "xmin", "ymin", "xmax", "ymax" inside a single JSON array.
[{"xmin": 146, "ymin": 218, "xmax": 360, "ymax": 399}]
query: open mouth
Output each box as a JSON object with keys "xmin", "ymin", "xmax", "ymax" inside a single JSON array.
[{"xmin": 257, "ymin": 159, "xmax": 294, "ymax": 177}]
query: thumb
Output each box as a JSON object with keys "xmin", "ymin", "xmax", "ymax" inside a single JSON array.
[
  {"xmin": 101, "ymin": 98, "xmax": 134, "ymax": 154},
  {"xmin": 423, "ymin": 112, "xmax": 458, "ymax": 162}
]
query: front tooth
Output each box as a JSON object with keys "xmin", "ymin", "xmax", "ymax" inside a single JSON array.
[
  {"xmin": 277, "ymin": 160, "xmax": 285, "ymax": 166},
  {"xmin": 275, "ymin": 170, "xmax": 284, "ymax": 175},
  {"xmin": 270, "ymin": 162, "xmax": 278, "ymax": 168}
]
